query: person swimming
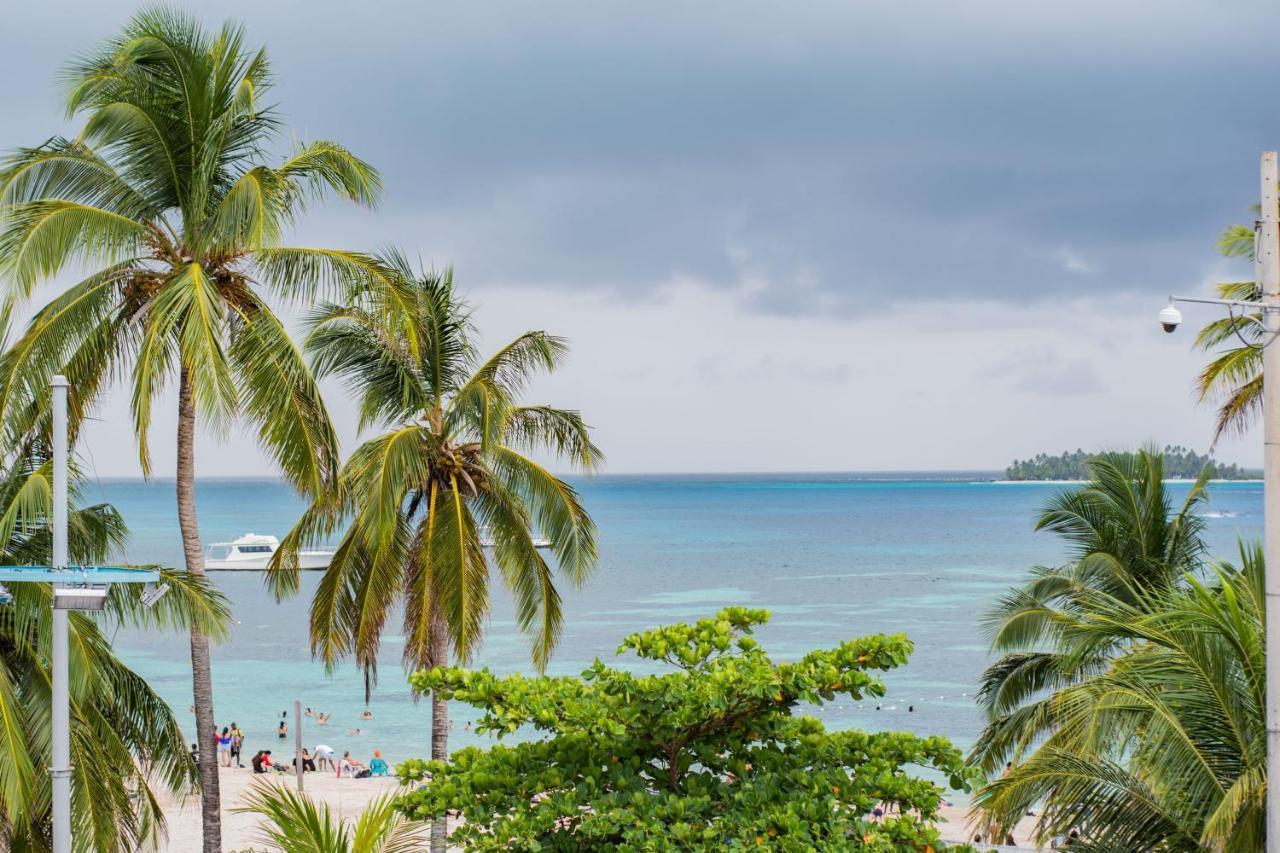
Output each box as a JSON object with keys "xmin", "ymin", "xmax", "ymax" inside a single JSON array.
[{"xmin": 361, "ymin": 708, "xmax": 372, "ymax": 720}]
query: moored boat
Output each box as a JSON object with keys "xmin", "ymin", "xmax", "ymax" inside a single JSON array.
[{"xmin": 205, "ymin": 533, "xmax": 334, "ymax": 571}]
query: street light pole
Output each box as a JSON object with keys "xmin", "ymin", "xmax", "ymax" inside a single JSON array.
[
  {"xmin": 1163, "ymin": 151, "xmax": 1280, "ymax": 848},
  {"xmin": 50, "ymin": 375, "xmax": 71, "ymax": 853},
  {"xmin": 1260, "ymin": 151, "xmax": 1280, "ymax": 853}
]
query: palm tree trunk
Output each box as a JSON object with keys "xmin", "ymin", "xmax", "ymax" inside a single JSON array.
[
  {"xmin": 176, "ymin": 368, "xmax": 221, "ymax": 853},
  {"xmin": 430, "ymin": 602, "xmax": 449, "ymax": 852}
]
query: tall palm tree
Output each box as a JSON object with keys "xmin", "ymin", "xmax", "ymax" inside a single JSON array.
[
  {"xmin": 1195, "ymin": 221, "xmax": 1263, "ymax": 442},
  {"xmin": 0, "ymin": 10, "xmax": 380, "ymax": 849},
  {"xmin": 975, "ymin": 543, "xmax": 1266, "ymax": 849},
  {"xmin": 0, "ymin": 450, "xmax": 231, "ymax": 852},
  {"xmin": 269, "ymin": 253, "xmax": 602, "ymax": 850},
  {"xmin": 969, "ymin": 450, "xmax": 1209, "ymax": 779},
  {"xmin": 236, "ymin": 780, "xmax": 428, "ymax": 853}
]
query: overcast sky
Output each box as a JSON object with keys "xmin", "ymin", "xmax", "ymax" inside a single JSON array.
[{"xmin": 2, "ymin": 1, "xmax": 1277, "ymax": 475}]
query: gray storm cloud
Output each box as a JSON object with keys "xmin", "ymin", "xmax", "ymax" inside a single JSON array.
[{"xmin": 0, "ymin": 1, "xmax": 1271, "ymax": 473}]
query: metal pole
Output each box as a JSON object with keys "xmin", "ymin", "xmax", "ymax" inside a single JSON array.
[
  {"xmin": 295, "ymin": 700, "xmax": 304, "ymax": 791},
  {"xmin": 1260, "ymin": 151, "xmax": 1280, "ymax": 853},
  {"xmin": 50, "ymin": 375, "xmax": 70, "ymax": 853}
]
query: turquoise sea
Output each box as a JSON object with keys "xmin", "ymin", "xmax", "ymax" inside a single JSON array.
[{"xmin": 106, "ymin": 473, "xmax": 1264, "ymax": 769}]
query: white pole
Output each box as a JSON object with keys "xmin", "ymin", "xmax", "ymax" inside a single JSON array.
[
  {"xmin": 295, "ymin": 700, "xmax": 304, "ymax": 791},
  {"xmin": 50, "ymin": 375, "xmax": 70, "ymax": 853},
  {"xmin": 1259, "ymin": 151, "xmax": 1280, "ymax": 853}
]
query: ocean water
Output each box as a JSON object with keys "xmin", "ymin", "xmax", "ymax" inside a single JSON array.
[{"xmin": 105, "ymin": 473, "xmax": 1264, "ymax": 771}]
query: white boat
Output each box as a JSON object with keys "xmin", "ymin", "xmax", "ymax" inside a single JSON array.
[
  {"xmin": 479, "ymin": 530, "xmax": 553, "ymax": 549},
  {"xmin": 205, "ymin": 533, "xmax": 334, "ymax": 571}
]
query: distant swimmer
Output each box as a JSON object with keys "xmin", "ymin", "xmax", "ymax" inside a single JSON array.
[
  {"xmin": 316, "ymin": 713, "xmax": 329, "ymax": 726},
  {"xmin": 349, "ymin": 728, "xmax": 364, "ymax": 736},
  {"xmin": 361, "ymin": 709, "xmax": 372, "ymax": 720}
]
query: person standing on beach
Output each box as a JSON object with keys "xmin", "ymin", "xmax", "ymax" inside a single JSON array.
[
  {"xmin": 313, "ymin": 744, "xmax": 335, "ymax": 772},
  {"xmin": 216, "ymin": 728, "xmax": 232, "ymax": 767},
  {"xmin": 229, "ymin": 723, "xmax": 244, "ymax": 768}
]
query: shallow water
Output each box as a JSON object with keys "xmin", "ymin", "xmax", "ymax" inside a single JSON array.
[{"xmin": 104, "ymin": 473, "xmax": 1263, "ymax": 769}]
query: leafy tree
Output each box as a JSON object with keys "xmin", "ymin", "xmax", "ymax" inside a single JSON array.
[
  {"xmin": 396, "ymin": 608, "xmax": 974, "ymax": 851},
  {"xmin": 975, "ymin": 543, "xmax": 1266, "ymax": 849},
  {"xmin": 235, "ymin": 780, "xmax": 427, "ymax": 853},
  {"xmin": 972, "ymin": 451, "xmax": 1208, "ymax": 781},
  {"xmin": 0, "ymin": 10, "xmax": 380, "ymax": 848},
  {"xmin": 269, "ymin": 254, "xmax": 601, "ymax": 850},
  {"xmin": 0, "ymin": 449, "xmax": 230, "ymax": 852}
]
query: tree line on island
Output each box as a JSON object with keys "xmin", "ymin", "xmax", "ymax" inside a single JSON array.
[{"xmin": 1004, "ymin": 445, "xmax": 1257, "ymax": 481}]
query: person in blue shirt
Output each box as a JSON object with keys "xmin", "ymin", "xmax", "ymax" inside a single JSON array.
[{"xmin": 369, "ymin": 750, "xmax": 389, "ymax": 777}]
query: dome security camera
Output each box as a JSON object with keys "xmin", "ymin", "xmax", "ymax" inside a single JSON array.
[{"xmin": 1159, "ymin": 303, "xmax": 1182, "ymax": 334}]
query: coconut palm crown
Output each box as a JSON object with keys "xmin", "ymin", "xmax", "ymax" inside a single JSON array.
[
  {"xmin": 270, "ymin": 252, "xmax": 602, "ymax": 680},
  {"xmin": 1194, "ymin": 221, "xmax": 1264, "ymax": 442},
  {"xmin": 0, "ymin": 7, "xmax": 380, "ymax": 480},
  {"xmin": 970, "ymin": 450, "xmax": 1209, "ymax": 776}
]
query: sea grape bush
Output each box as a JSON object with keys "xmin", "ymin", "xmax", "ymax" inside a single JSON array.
[{"xmin": 396, "ymin": 608, "xmax": 975, "ymax": 851}]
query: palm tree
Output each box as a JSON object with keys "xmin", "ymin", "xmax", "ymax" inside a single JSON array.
[
  {"xmin": 974, "ymin": 542, "xmax": 1266, "ymax": 848},
  {"xmin": 269, "ymin": 253, "xmax": 602, "ymax": 850},
  {"xmin": 0, "ymin": 10, "xmax": 380, "ymax": 849},
  {"xmin": 236, "ymin": 780, "xmax": 428, "ymax": 852},
  {"xmin": 1195, "ymin": 221, "xmax": 1264, "ymax": 442},
  {"xmin": 969, "ymin": 450, "xmax": 1209, "ymax": 789},
  {"xmin": 0, "ymin": 450, "xmax": 231, "ymax": 851}
]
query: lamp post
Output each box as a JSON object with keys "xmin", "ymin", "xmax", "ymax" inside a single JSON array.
[
  {"xmin": 1161, "ymin": 150, "xmax": 1280, "ymax": 851},
  {"xmin": 50, "ymin": 375, "xmax": 70, "ymax": 853},
  {"xmin": 0, "ymin": 377, "xmax": 159, "ymax": 853}
]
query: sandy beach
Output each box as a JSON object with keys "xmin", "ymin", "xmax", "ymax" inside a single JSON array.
[
  {"xmin": 155, "ymin": 768, "xmax": 407, "ymax": 852},
  {"xmin": 154, "ymin": 766, "xmax": 1041, "ymax": 851}
]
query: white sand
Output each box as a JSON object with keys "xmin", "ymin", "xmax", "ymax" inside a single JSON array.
[
  {"xmin": 155, "ymin": 766, "xmax": 406, "ymax": 852},
  {"xmin": 155, "ymin": 768, "xmax": 1044, "ymax": 851},
  {"xmin": 937, "ymin": 802, "xmax": 1042, "ymax": 849}
]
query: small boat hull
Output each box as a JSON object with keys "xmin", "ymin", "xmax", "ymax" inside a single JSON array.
[{"xmin": 206, "ymin": 551, "xmax": 333, "ymax": 571}]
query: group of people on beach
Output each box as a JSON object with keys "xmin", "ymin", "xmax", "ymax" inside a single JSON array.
[
  {"xmin": 247, "ymin": 745, "xmax": 388, "ymax": 778},
  {"xmin": 195, "ymin": 710, "xmax": 386, "ymax": 778},
  {"xmin": 207, "ymin": 723, "xmax": 245, "ymax": 768}
]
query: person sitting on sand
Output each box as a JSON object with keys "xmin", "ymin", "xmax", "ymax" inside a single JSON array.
[
  {"xmin": 250, "ymin": 750, "xmax": 269, "ymax": 774},
  {"xmin": 336, "ymin": 750, "xmax": 365, "ymax": 777},
  {"xmin": 313, "ymin": 743, "xmax": 335, "ymax": 772},
  {"xmin": 369, "ymin": 750, "xmax": 388, "ymax": 777},
  {"xmin": 300, "ymin": 748, "xmax": 316, "ymax": 773}
]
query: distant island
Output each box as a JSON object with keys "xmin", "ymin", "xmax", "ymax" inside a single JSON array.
[{"xmin": 1005, "ymin": 446, "xmax": 1259, "ymax": 481}]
